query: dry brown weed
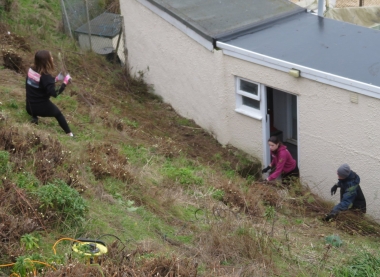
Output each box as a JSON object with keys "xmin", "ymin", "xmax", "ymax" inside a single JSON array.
[
  {"xmin": 0, "ymin": 181, "xmax": 44, "ymax": 258},
  {"xmin": 87, "ymin": 143, "xmax": 134, "ymax": 182}
]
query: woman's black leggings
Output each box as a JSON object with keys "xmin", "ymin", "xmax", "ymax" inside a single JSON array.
[
  {"xmin": 26, "ymin": 100, "xmax": 71, "ymax": 134},
  {"xmin": 282, "ymin": 165, "xmax": 300, "ymax": 185}
]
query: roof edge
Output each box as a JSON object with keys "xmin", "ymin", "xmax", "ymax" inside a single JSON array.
[
  {"xmin": 141, "ymin": 0, "xmax": 214, "ymax": 42},
  {"xmin": 137, "ymin": 0, "xmax": 214, "ymax": 51},
  {"xmin": 217, "ymin": 41, "xmax": 380, "ymax": 100},
  {"xmin": 142, "ymin": 0, "xmax": 305, "ymax": 43},
  {"xmin": 216, "ymin": 8, "xmax": 306, "ymax": 41}
]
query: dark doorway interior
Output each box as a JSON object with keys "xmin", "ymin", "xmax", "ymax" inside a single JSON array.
[
  {"xmin": 284, "ymin": 141, "xmax": 298, "ymax": 162},
  {"xmin": 267, "ymin": 87, "xmax": 284, "ymax": 142}
]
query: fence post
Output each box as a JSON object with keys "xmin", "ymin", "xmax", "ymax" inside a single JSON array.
[
  {"xmin": 85, "ymin": 0, "xmax": 93, "ymax": 51},
  {"xmin": 114, "ymin": 16, "xmax": 123, "ymax": 63},
  {"xmin": 61, "ymin": 0, "xmax": 73, "ymax": 39}
]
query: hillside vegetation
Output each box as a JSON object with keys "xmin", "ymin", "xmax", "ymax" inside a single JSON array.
[{"xmin": 1, "ymin": 0, "xmax": 380, "ymax": 276}]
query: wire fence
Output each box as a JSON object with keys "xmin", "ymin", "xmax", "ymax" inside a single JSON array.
[
  {"xmin": 291, "ymin": 0, "xmax": 380, "ymax": 8},
  {"xmin": 60, "ymin": 0, "xmax": 125, "ymax": 65},
  {"xmin": 335, "ymin": 0, "xmax": 380, "ymax": 7}
]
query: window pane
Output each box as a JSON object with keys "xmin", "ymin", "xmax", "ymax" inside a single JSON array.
[
  {"xmin": 242, "ymin": 96, "xmax": 260, "ymax": 109},
  {"xmin": 240, "ymin": 79, "xmax": 258, "ymax": 96}
]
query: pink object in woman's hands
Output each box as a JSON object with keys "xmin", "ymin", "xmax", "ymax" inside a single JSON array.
[{"xmin": 63, "ymin": 74, "xmax": 72, "ymax": 85}]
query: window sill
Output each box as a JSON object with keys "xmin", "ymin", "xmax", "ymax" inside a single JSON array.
[{"xmin": 235, "ymin": 107, "xmax": 262, "ymax": 120}]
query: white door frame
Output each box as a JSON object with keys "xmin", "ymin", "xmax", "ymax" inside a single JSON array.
[
  {"xmin": 261, "ymin": 85, "xmax": 270, "ymax": 166},
  {"xmin": 262, "ymin": 87, "xmax": 300, "ymax": 168}
]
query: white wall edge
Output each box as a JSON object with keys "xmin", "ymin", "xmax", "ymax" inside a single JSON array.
[
  {"xmin": 217, "ymin": 41, "xmax": 380, "ymax": 99},
  {"xmin": 137, "ymin": 0, "xmax": 214, "ymax": 51}
]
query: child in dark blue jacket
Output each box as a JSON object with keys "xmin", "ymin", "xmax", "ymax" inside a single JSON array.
[{"xmin": 324, "ymin": 163, "xmax": 366, "ymax": 221}]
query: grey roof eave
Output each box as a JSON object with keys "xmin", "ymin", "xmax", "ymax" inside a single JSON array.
[{"xmin": 217, "ymin": 12, "xmax": 380, "ymax": 98}]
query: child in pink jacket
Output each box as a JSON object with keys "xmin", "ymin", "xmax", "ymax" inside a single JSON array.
[{"xmin": 262, "ymin": 136, "xmax": 299, "ymax": 183}]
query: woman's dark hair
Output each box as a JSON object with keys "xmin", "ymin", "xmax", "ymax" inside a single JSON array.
[
  {"xmin": 268, "ymin": 136, "xmax": 283, "ymax": 145},
  {"xmin": 33, "ymin": 50, "xmax": 54, "ymax": 75}
]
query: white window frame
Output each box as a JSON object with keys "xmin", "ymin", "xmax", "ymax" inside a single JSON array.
[{"xmin": 235, "ymin": 77, "xmax": 263, "ymax": 120}]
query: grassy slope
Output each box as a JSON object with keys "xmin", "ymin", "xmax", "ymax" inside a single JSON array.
[{"xmin": 1, "ymin": 0, "xmax": 380, "ymax": 276}]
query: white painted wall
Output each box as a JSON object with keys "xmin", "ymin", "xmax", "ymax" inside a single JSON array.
[
  {"xmin": 121, "ymin": 0, "xmax": 380, "ymax": 220},
  {"xmin": 120, "ymin": 0, "xmax": 262, "ymax": 155}
]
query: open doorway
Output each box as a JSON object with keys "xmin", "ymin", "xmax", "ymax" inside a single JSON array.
[{"xmin": 265, "ymin": 87, "xmax": 298, "ymax": 163}]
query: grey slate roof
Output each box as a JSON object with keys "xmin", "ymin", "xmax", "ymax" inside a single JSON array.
[
  {"xmin": 221, "ymin": 12, "xmax": 380, "ymax": 87},
  {"xmin": 75, "ymin": 13, "xmax": 122, "ymax": 38},
  {"xmin": 144, "ymin": 0, "xmax": 304, "ymax": 41}
]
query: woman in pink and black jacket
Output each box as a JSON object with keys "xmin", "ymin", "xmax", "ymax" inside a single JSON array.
[
  {"xmin": 26, "ymin": 50, "xmax": 73, "ymax": 136},
  {"xmin": 262, "ymin": 136, "xmax": 299, "ymax": 184}
]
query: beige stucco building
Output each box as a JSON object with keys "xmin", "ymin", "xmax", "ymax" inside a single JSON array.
[{"xmin": 120, "ymin": 0, "xmax": 380, "ymax": 220}]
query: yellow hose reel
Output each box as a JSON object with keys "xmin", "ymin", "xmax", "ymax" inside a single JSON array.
[{"xmin": 71, "ymin": 238, "xmax": 108, "ymax": 264}]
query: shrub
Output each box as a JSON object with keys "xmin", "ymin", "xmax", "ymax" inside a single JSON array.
[
  {"xmin": 20, "ymin": 233, "xmax": 40, "ymax": 251},
  {"xmin": 162, "ymin": 160, "xmax": 203, "ymax": 186},
  {"xmin": 12, "ymin": 253, "xmax": 63, "ymax": 277},
  {"xmin": 12, "ymin": 254, "xmax": 44, "ymax": 277},
  {"xmin": 333, "ymin": 251, "xmax": 380, "ymax": 277},
  {"xmin": 211, "ymin": 187, "xmax": 224, "ymax": 201},
  {"xmin": 35, "ymin": 179, "xmax": 88, "ymax": 226},
  {"xmin": 15, "ymin": 172, "xmax": 40, "ymax": 191},
  {"xmin": 0, "ymin": 150, "xmax": 9, "ymax": 176}
]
